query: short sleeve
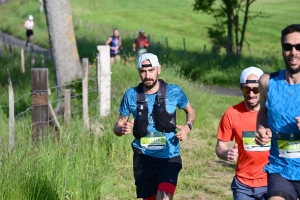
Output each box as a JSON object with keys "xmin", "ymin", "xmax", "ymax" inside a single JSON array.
[
  {"xmin": 118, "ymin": 91, "xmax": 131, "ymax": 117},
  {"xmin": 217, "ymin": 108, "xmax": 234, "ymax": 142},
  {"xmin": 176, "ymin": 87, "xmax": 188, "ymax": 109}
]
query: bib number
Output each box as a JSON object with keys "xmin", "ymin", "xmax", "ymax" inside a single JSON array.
[
  {"xmin": 277, "ymin": 133, "xmax": 300, "ymax": 158},
  {"xmin": 242, "ymin": 131, "xmax": 271, "ymax": 151},
  {"xmin": 140, "ymin": 132, "xmax": 166, "ymax": 150}
]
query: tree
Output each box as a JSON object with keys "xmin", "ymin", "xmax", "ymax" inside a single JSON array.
[
  {"xmin": 194, "ymin": 0, "xmax": 265, "ymax": 56},
  {"xmin": 43, "ymin": 0, "xmax": 81, "ymax": 96}
]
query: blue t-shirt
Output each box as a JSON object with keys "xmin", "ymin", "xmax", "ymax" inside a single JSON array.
[
  {"xmin": 265, "ymin": 69, "xmax": 300, "ymax": 180},
  {"xmin": 118, "ymin": 83, "xmax": 188, "ymax": 158}
]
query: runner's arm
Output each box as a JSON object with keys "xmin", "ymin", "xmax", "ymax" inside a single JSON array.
[
  {"xmin": 216, "ymin": 140, "xmax": 238, "ymax": 161},
  {"xmin": 113, "ymin": 114, "xmax": 130, "ymax": 137},
  {"xmin": 132, "ymin": 42, "xmax": 136, "ymax": 52},
  {"xmin": 183, "ymin": 102, "xmax": 195, "ymax": 127},
  {"xmin": 255, "ymin": 73, "xmax": 272, "ymax": 145},
  {"xmin": 174, "ymin": 102, "xmax": 195, "ymax": 141},
  {"xmin": 24, "ymin": 21, "xmax": 28, "ymax": 29},
  {"xmin": 105, "ymin": 37, "xmax": 113, "ymax": 49}
]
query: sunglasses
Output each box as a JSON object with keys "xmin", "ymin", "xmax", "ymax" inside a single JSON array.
[
  {"xmin": 241, "ymin": 87, "xmax": 259, "ymax": 95},
  {"xmin": 282, "ymin": 43, "xmax": 300, "ymax": 51}
]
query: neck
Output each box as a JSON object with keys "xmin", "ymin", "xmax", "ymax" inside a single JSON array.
[
  {"xmin": 285, "ymin": 70, "xmax": 300, "ymax": 85},
  {"xmin": 143, "ymin": 82, "xmax": 159, "ymax": 94}
]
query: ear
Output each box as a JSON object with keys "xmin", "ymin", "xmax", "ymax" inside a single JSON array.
[{"xmin": 157, "ymin": 66, "xmax": 162, "ymax": 74}]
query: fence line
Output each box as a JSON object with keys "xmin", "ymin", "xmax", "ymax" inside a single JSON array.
[{"xmin": 2, "ymin": 45, "xmax": 112, "ymax": 148}]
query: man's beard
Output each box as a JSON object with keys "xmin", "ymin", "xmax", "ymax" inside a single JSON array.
[
  {"xmin": 284, "ymin": 56, "xmax": 300, "ymax": 74},
  {"xmin": 143, "ymin": 78, "xmax": 157, "ymax": 89},
  {"xmin": 244, "ymin": 95, "xmax": 259, "ymax": 109}
]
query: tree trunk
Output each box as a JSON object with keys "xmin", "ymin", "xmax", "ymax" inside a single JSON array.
[
  {"xmin": 238, "ymin": 0, "xmax": 251, "ymax": 56},
  {"xmin": 224, "ymin": 0, "xmax": 233, "ymax": 55},
  {"xmin": 43, "ymin": 0, "xmax": 81, "ymax": 96},
  {"xmin": 234, "ymin": 12, "xmax": 239, "ymax": 55}
]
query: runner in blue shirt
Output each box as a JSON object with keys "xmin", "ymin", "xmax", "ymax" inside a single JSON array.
[
  {"xmin": 255, "ymin": 24, "xmax": 300, "ymax": 200},
  {"xmin": 113, "ymin": 53, "xmax": 196, "ymax": 200}
]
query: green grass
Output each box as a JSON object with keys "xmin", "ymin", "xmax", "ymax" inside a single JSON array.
[
  {"xmin": 0, "ymin": 0, "xmax": 293, "ymax": 198},
  {"xmin": 0, "ymin": 0, "xmax": 299, "ymax": 87},
  {"xmin": 0, "ymin": 46, "xmax": 243, "ymax": 199}
]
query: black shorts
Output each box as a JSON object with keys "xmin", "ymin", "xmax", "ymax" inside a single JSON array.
[
  {"xmin": 110, "ymin": 53, "xmax": 119, "ymax": 58},
  {"xmin": 26, "ymin": 30, "xmax": 33, "ymax": 37},
  {"xmin": 133, "ymin": 152, "xmax": 182, "ymax": 198},
  {"xmin": 268, "ymin": 173, "xmax": 300, "ymax": 200}
]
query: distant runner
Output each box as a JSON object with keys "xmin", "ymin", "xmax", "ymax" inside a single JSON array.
[
  {"xmin": 105, "ymin": 28, "xmax": 122, "ymax": 66},
  {"xmin": 216, "ymin": 66, "xmax": 269, "ymax": 200},
  {"xmin": 132, "ymin": 29, "xmax": 150, "ymax": 57},
  {"xmin": 24, "ymin": 15, "xmax": 34, "ymax": 47}
]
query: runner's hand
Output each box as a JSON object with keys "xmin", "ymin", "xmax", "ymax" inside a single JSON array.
[
  {"xmin": 121, "ymin": 119, "xmax": 134, "ymax": 135},
  {"xmin": 255, "ymin": 127, "xmax": 272, "ymax": 145},
  {"xmin": 227, "ymin": 143, "xmax": 238, "ymax": 161},
  {"xmin": 175, "ymin": 124, "xmax": 189, "ymax": 141},
  {"xmin": 296, "ymin": 117, "xmax": 300, "ymax": 130}
]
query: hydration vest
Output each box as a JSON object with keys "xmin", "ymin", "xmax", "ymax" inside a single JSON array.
[
  {"xmin": 137, "ymin": 36, "xmax": 149, "ymax": 48},
  {"xmin": 133, "ymin": 79, "xmax": 177, "ymax": 139}
]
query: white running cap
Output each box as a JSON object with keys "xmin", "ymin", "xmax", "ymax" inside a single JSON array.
[
  {"xmin": 29, "ymin": 15, "xmax": 34, "ymax": 20},
  {"xmin": 137, "ymin": 53, "xmax": 160, "ymax": 68},
  {"xmin": 240, "ymin": 66, "xmax": 264, "ymax": 83}
]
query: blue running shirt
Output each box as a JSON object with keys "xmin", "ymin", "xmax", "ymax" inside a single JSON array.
[
  {"xmin": 118, "ymin": 83, "xmax": 188, "ymax": 158},
  {"xmin": 265, "ymin": 69, "xmax": 300, "ymax": 180}
]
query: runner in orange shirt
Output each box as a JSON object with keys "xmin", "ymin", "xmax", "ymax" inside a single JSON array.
[{"xmin": 216, "ymin": 66, "xmax": 270, "ymax": 200}]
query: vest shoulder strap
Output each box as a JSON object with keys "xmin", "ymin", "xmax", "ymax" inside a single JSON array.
[
  {"xmin": 136, "ymin": 83, "xmax": 146, "ymax": 102},
  {"xmin": 157, "ymin": 79, "xmax": 168, "ymax": 102},
  {"xmin": 269, "ymin": 71, "xmax": 280, "ymax": 80}
]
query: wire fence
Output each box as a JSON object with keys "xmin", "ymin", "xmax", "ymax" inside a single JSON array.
[{"xmin": 1, "ymin": 47, "xmax": 112, "ymax": 150}]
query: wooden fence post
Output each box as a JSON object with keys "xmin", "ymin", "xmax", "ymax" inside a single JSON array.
[
  {"xmin": 20, "ymin": 48, "xmax": 25, "ymax": 73},
  {"xmin": 31, "ymin": 46, "xmax": 35, "ymax": 68},
  {"xmin": 40, "ymin": 54, "xmax": 45, "ymax": 68},
  {"xmin": 183, "ymin": 38, "xmax": 187, "ymax": 54},
  {"xmin": 9, "ymin": 45, "xmax": 12, "ymax": 62},
  {"xmin": 82, "ymin": 58, "xmax": 90, "ymax": 130},
  {"xmin": 7, "ymin": 68, "xmax": 15, "ymax": 152},
  {"xmin": 203, "ymin": 45, "xmax": 206, "ymax": 54},
  {"xmin": 31, "ymin": 69, "xmax": 49, "ymax": 142},
  {"xmin": 0, "ymin": 31, "xmax": 3, "ymax": 56},
  {"xmin": 165, "ymin": 37, "xmax": 169, "ymax": 50},
  {"xmin": 97, "ymin": 45, "xmax": 111, "ymax": 117},
  {"xmin": 64, "ymin": 89, "xmax": 71, "ymax": 125}
]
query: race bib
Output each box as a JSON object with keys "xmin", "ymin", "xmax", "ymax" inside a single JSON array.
[
  {"xmin": 277, "ymin": 133, "xmax": 300, "ymax": 158},
  {"xmin": 140, "ymin": 131, "xmax": 166, "ymax": 150},
  {"xmin": 242, "ymin": 131, "xmax": 271, "ymax": 151}
]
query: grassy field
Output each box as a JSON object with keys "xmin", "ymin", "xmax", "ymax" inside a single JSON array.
[
  {"xmin": 0, "ymin": 0, "xmax": 299, "ymax": 199},
  {"xmin": 0, "ymin": 45, "xmax": 242, "ymax": 199},
  {"xmin": 0, "ymin": 0, "xmax": 300, "ymax": 87}
]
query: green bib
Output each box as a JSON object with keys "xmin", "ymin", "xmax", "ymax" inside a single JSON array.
[
  {"xmin": 140, "ymin": 131, "xmax": 166, "ymax": 150},
  {"xmin": 242, "ymin": 131, "xmax": 270, "ymax": 151}
]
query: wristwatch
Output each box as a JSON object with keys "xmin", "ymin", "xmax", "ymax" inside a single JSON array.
[{"xmin": 186, "ymin": 123, "xmax": 192, "ymax": 130}]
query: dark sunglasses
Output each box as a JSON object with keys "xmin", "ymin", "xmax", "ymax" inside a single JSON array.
[
  {"xmin": 241, "ymin": 87, "xmax": 259, "ymax": 95},
  {"xmin": 282, "ymin": 43, "xmax": 300, "ymax": 51}
]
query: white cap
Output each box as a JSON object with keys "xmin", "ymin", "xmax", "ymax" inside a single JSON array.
[
  {"xmin": 137, "ymin": 53, "xmax": 160, "ymax": 68},
  {"xmin": 139, "ymin": 29, "xmax": 144, "ymax": 33},
  {"xmin": 240, "ymin": 66, "xmax": 264, "ymax": 83},
  {"xmin": 28, "ymin": 15, "xmax": 34, "ymax": 20}
]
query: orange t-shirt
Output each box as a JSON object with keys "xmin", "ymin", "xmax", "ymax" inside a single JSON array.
[{"xmin": 217, "ymin": 101, "xmax": 269, "ymax": 187}]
